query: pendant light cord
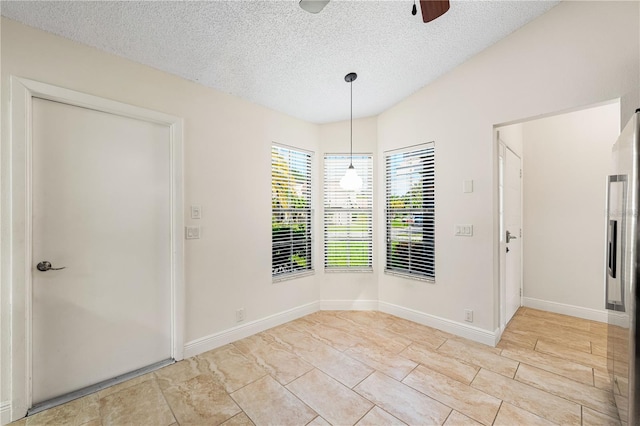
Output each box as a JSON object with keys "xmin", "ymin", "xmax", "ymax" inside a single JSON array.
[{"xmin": 350, "ymin": 78, "xmax": 353, "ymax": 168}]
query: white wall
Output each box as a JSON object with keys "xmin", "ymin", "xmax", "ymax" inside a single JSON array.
[
  {"xmin": 376, "ymin": 1, "xmax": 639, "ymax": 333},
  {"xmin": 0, "ymin": 17, "xmax": 324, "ymax": 340},
  {"xmin": 0, "ymin": 17, "xmax": 323, "ymax": 417},
  {"xmin": 522, "ymin": 102, "xmax": 620, "ymax": 314},
  {"xmin": 498, "ymin": 124, "xmax": 523, "ymax": 158},
  {"xmin": 318, "ymin": 117, "xmax": 379, "ymax": 307}
]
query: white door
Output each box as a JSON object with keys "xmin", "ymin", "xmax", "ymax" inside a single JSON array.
[
  {"xmin": 32, "ymin": 98, "xmax": 172, "ymax": 404},
  {"xmin": 504, "ymin": 146, "xmax": 522, "ymax": 323}
]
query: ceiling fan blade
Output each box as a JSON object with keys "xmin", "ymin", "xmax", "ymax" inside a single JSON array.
[{"xmin": 420, "ymin": 0, "xmax": 450, "ymax": 23}]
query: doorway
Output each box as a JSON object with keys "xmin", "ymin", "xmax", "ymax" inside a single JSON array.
[
  {"xmin": 7, "ymin": 78, "xmax": 184, "ymax": 420},
  {"xmin": 496, "ymin": 100, "xmax": 621, "ymax": 332}
]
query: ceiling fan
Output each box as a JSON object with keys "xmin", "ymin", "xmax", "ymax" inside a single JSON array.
[
  {"xmin": 414, "ymin": 0, "xmax": 450, "ymax": 23},
  {"xmin": 299, "ymin": 0, "xmax": 450, "ymax": 23}
]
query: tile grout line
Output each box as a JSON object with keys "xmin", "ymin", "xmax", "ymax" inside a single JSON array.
[
  {"xmin": 502, "ymin": 357, "xmax": 598, "ymax": 389},
  {"xmin": 400, "ymin": 363, "xmax": 504, "ymax": 425},
  {"xmin": 351, "ymin": 405, "xmax": 376, "ymax": 425},
  {"xmin": 490, "ymin": 400, "xmax": 504, "ymax": 426},
  {"xmin": 469, "ymin": 366, "xmax": 482, "ymax": 385},
  {"xmin": 153, "ymin": 376, "xmax": 180, "ymax": 425},
  {"xmin": 440, "ymin": 407, "xmax": 454, "ymax": 425},
  {"xmin": 304, "ymin": 415, "xmax": 322, "ymax": 426},
  {"xmin": 280, "ymin": 373, "xmax": 321, "ymax": 422},
  {"xmin": 399, "ymin": 361, "xmax": 421, "ymax": 382},
  {"xmin": 513, "ymin": 361, "xmax": 523, "ymax": 380},
  {"xmin": 510, "ymin": 367, "xmax": 618, "ymax": 418},
  {"xmin": 350, "ymin": 369, "xmax": 376, "ymax": 390},
  {"xmin": 434, "ymin": 337, "xmax": 447, "ymax": 350},
  {"xmin": 533, "ymin": 346, "xmax": 607, "ymax": 372}
]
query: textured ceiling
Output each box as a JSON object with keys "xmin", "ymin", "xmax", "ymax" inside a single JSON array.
[{"xmin": 1, "ymin": 0, "xmax": 559, "ymax": 123}]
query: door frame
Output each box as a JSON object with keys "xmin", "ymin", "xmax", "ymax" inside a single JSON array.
[
  {"xmin": 495, "ymin": 130, "xmax": 523, "ymax": 335},
  {"xmin": 5, "ymin": 77, "xmax": 185, "ymax": 421}
]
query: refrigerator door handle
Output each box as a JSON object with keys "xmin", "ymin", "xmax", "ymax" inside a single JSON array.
[
  {"xmin": 605, "ymin": 174, "xmax": 627, "ymax": 312},
  {"xmin": 608, "ymin": 219, "xmax": 617, "ymax": 279}
]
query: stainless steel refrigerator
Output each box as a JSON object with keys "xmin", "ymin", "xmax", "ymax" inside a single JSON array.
[{"xmin": 606, "ymin": 109, "xmax": 640, "ymax": 425}]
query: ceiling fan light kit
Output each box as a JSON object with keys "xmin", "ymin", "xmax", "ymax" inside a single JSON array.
[
  {"xmin": 300, "ymin": 0, "xmax": 449, "ymax": 22},
  {"xmin": 299, "ymin": 0, "xmax": 329, "ymax": 14},
  {"xmin": 299, "ymin": 0, "xmax": 450, "ymax": 23},
  {"xmin": 340, "ymin": 72, "xmax": 363, "ymax": 191}
]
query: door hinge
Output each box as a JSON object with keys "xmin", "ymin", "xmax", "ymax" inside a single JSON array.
[
  {"xmin": 520, "ymin": 169, "xmax": 522, "ymax": 178},
  {"xmin": 520, "ymin": 229, "xmax": 522, "ymax": 238}
]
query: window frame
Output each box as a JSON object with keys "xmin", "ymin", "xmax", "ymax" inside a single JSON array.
[
  {"xmin": 384, "ymin": 142, "xmax": 435, "ymax": 282},
  {"xmin": 271, "ymin": 143, "xmax": 314, "ymax": 282},
  {"xmin": 323, "ymin": 153, "xmax": 374, "ymax": 272}
]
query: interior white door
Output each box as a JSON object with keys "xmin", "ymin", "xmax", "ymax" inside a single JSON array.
[
  {"xmin": 32, "ymin": 98, "xmax": 172, "ymax": 404},
  {"xmin": 504, "ymin": 147, "xmax": 522, "ymax": 323}
]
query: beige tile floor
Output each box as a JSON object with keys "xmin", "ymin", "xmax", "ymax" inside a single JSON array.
[{"xmin": 11, "ymin": 307, "xmax": 622, "ymax": 426}]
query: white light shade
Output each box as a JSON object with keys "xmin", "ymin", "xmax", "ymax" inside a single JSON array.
[
  {"xmin": 340, "ymin": 166, "xmax": 362, "ymax": 191},
  {"xmin": 299, "ymin": 0, "xmax": 329, "ymax": 14}
]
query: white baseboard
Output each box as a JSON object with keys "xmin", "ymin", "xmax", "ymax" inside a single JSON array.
[
  {"xmin": 184, "ymin": 298, "xmax": 502, "ymax": 359},
  {"xmin": 320, "ymin": 299, "xmax": 379, "ymax": 311},
  {"xmin": 1, "ymin": 401, "xmax": 12, "ymax": 425},
  {"xmin": 379, "ymin": 301, "xmax": 500, "ymax": 347},
  {"xmin": 522, "ymin": 297, "xmax": 608, "ymax": 323},
  {"xmin": 183, "ymin": 301, "xmax": 320, "ymax": 358}
]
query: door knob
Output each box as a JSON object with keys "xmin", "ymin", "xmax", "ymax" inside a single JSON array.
[
  {"xmin": 36, "ymin": 261, "xmax": 66, "ymax": 272},
  {"xmin": 506, "ymin": 230, "xmax": 517, "ymax": 243}
]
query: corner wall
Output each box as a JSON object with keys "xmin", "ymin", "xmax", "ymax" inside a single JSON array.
[
  {"xmin": 376, "ymin": 1, "xmax": 639, "ymax": 333},
  {"xmin": 317, "ymin": 117, "xmax": 379, "ymax": 308}
]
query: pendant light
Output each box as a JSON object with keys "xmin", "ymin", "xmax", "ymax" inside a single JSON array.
[{"xmin": 340, "ymin": 72, "xmax": 363, "ymax": 191}]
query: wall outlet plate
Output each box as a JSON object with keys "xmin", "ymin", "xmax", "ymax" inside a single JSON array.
[
  {"xmin": 455, "ymin": 225, "xmax": 473, "ymax": 236},
  {"xmin": 191, "ymin": 205, "xmax": 201, "ymax": 219},
  {"xmin": 464, "ymin": 309, "xmax": 473, "ymax": 322},
  {"xmin": 236, "ymin": 308, "xmax": 246, "ymax": 322},
  {"xmin": 185, "ymin": 226, "xmax": 200, "ymax": 239}
]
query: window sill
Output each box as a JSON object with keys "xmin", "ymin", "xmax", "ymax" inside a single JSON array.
[
  {"xmin": 384, "ymin": 269, "xmax": 435, "ymax": 283},
  {"xmin": 272, "ymin": 270, "xmax": 315, "ymax": 283},
  {"xmin": 324, "ymin": 268, "xmax": 373, "ymax": 273}
]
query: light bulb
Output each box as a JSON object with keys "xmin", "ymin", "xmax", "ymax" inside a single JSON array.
[{"xmin": 340, "ymin": 166, "xmax": 362, "ymax": 191}]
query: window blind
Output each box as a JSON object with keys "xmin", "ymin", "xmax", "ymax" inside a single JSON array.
[
  {"xmin": 385, "ymin": 144, "xmax": 435, "ymax": 280},
  {"xmin": 323, "ymin": 154, "xmax": 373, "ymax": 270},
  {"xmin": 272, "ymin": 145, "xmax": 313, "ymax": 279}
]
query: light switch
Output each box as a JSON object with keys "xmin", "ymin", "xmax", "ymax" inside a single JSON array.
[
  {"xmin": 455, "ymin": 224, "xmax": 473, "ymax": 236},
  {"xmin": 191, "ymin": 205, "xmax": 201, "ymax": 219},
  {"xmin": 185, "ymin": 226, "xmax": 200, "ymax": 239},
  {"xmin": 463, "ymin": 180, "xmax": 474, "ymax": 193}
]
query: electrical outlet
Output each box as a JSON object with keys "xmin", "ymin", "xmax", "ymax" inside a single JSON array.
[
  {"xmin": 236, "ymin": 308, "xmax": 246, "ymax": 322},
  {"xmin": 185, "ymin": 226, "xmax": 200, "ymax": 239},
  {"xmin": 464, "ymin": 309, "xmax": 473, "ymax": 323}
]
